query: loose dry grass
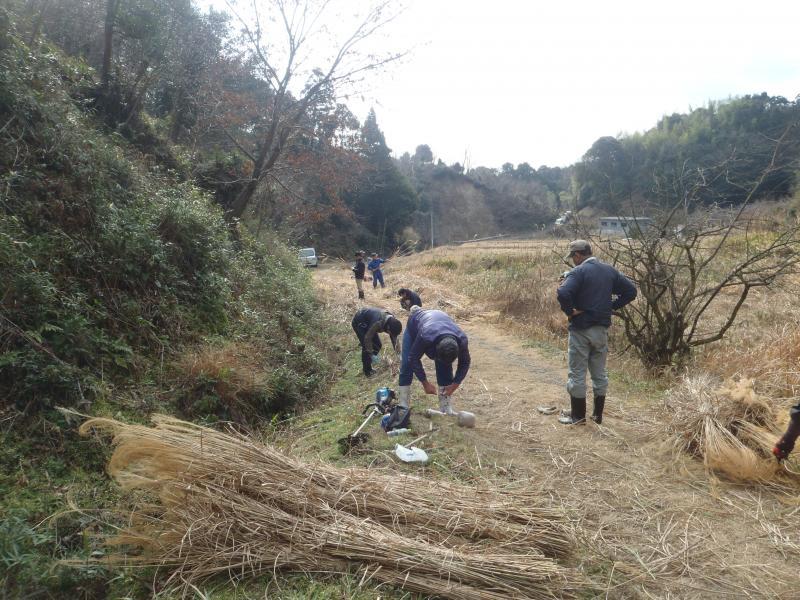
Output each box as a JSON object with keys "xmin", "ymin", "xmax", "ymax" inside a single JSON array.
[
  {"xmin": 663, "ymin": 375, "xmax": 799, "ymax": 484},
  {"xmin": 173, "ymin": 342, "xmax": 269, "ymax": 423},
  {"xmin": 392, "ymin": 243, "xmax": 569, "ymax": 340},
  {"xmin": 703, "ymin": 317, "xmax": 800, "ymax": 399},
  {"xmin": 80, "ymin": 415, "xmax": 579, "ymax": 599}
]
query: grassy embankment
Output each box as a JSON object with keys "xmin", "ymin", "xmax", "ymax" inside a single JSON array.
[{"xmin": 0, "ymin": 25, "xmax": 382, "ymax": 599}]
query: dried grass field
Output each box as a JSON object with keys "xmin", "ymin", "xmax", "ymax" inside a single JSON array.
[{"xmin": 306, "ymin": 238, "xmax": 800, "ymax": 599}]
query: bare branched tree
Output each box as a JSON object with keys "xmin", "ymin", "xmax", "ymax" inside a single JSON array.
[
  {"xmin": 582, "ymin": 124, "xmax": 800, "ymax": 369},
  {"xmin": 222, "ymin": 0, "xmax": 404, "ymax": 225}
]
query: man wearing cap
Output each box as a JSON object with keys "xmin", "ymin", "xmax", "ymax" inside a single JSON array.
[
  {"xmin": 396, "ymin": 308, "xmax": 471, "ymax": 416},
  {"xmin": 351, "ymin": 307, "xmax": 402, "ymax": 377},
  {"xmin": 367, "ymin": 253, "xmax": 387, "ymax": 289},
  {"xmin": 352, "ymin": 251, "xmax": 366, "ymax": 299},
  {"xmin": 556, "ymin": 240, "xmax": 637, "ymax": 425}
]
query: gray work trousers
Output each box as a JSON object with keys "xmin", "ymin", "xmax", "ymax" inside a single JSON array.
[{"xmin": 566, "ymin": 325, "xmax": 609, "ymax": 398}]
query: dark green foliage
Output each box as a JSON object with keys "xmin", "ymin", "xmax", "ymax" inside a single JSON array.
[
  {"xmin": 0, "ymin": 514, "xmax": 112, "ymax": 598},
  {"xmin": 574, "ymin": 94, "xmax": 800, "ymax": 212},
  {"xmin": 0, "ymin": 21, "xmax": 338, "ymax": 600},
  {"xmin": 0, "ymin": 415, "xmax": 123, "ymax": 599},
  {"xmin": 0, "ymin": 29, "xmax": 331, "ymax": 419},
  {"xmin": 574, "ymin": 136, "xmax": 633, "ymax": 213},
  {"xmin": 346, "ymin": 109, "xmax": 418, "ymax": 250},
  {"xmin": 413, "ymin": 143, "xmax": 433, "ymax": 163}
]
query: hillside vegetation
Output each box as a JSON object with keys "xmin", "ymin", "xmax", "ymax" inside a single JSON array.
[{"xmin": 0, "ymin": 17, "xmax": 340, "ymax": 598}]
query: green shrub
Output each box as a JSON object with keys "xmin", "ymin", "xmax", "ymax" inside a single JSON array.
[
  {"xmin": 0, "ymin": 16, "xmax": 339, "ymax": 600},
  {"xmin": 0, "ymin": 33, "xmax": 240, "ymax": 410}
]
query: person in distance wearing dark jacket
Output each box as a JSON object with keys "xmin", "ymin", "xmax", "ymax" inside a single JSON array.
[
  {"xmin": 556, "ymin": 239, "xmax": 637, "ymax": 425},
  {"xmin": 352, "ymin": 251, "xmax": 366, "ymax": 300},
  {"xmin": 351, "ymin": 307, "xmax": 402, "ymax": 377},
  {"xmin": 397, "ymin": 288, "xmax": 422, "ymax": 311}
]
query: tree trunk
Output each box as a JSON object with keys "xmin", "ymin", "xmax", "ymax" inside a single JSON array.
[
  {"xmin": 101, "ymin": 0, "xmax": 118, "ymax": 89},
  {"xmin": 27, "ymin": 0, "xmax": 50, "ymax": 47}
]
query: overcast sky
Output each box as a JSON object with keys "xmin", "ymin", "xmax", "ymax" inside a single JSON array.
[
  {"xmin": 343, "ymin": 0, "xmax": 800, "ymax": 170},
  {"xmin": 210, "ymin": 0, "xmax": 800, "ymax": 170}
]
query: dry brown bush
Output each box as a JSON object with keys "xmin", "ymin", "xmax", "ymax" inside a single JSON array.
[
  {"xmin": 173, "ymin": 343, "xmax": 268, "ymax": 423},
  {"xmin": 663, "ymin": 375, "xmax": 799, "ymax": 483}
]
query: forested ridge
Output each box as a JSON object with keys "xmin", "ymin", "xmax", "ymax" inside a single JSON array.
[
  {"xmin": 574, "ymin": 94, "xmax": 800, "ymax": 214},
  {"xmin": 4, "ymin": 0, "xmax": 797, "ymax": 253},
  {"xmin": 2, "ymin": 0, "xmax": 800, "ymax": 596}
]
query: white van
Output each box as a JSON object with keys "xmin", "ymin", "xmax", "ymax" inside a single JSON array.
[{"xmin": 298, "ymin": 247, "xmax": 318, "ymax": 267}]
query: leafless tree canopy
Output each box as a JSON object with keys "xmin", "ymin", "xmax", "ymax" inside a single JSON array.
[{"xmin": 222, "ymin": 0, "xmax": 405, "ymax": 223}]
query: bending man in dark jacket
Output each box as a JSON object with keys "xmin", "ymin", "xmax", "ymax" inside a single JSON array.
[
  {"xmin": 556, "ymin": 240, "xmax": 637, "ymax": 425},
  {"xmin": 396, "ymin": 308, "xmax": 470, "ymax": 415},
  {"xmin": 351, "ymin": 307, "xmax": 402, "ymax": 376},
  {"xmin": 397, "ymin": 288, "xmax": 422, "ymax": 311}
]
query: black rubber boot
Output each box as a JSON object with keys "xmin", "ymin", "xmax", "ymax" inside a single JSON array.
[
  {"xmin": 358, "ymin": 289, "xmax": 365, "ymax": 300},
  {"xmin": 592, "ymin": 395, "xmax": 606, "ymax": 424},
  {"xmin": 558, "ymin": 397, "xmax": 586, "ymax": 425}
]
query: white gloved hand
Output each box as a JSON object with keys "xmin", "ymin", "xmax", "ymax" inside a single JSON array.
[{"xmin": 371, "ymin": 354, "xmax": 380, "ymax": 366}]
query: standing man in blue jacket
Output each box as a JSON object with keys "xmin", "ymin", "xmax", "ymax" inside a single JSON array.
[
  {"xmin": 396, "ymin": 308, "xmax": 471, "ymax": 417},
  {"xmin": 367, "ymin": 253, "xmax": 387, "ymax": 289},
  {"xmin": 556, "ymin": 240, "xmax": 637, "ymax": 425}
]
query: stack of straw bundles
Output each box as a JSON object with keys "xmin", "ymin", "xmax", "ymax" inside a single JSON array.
[{"xmin": 80, "ymin": 415, "xmax": 577, "ymax": 599}]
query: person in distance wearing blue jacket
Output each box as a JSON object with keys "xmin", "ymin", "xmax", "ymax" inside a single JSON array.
[{"xmin": 367, "ymin": 253, "xmax": 387, "ymax": 289}]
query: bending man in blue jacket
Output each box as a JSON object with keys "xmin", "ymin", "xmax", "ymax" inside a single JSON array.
[
  {"xmin": 556, "ymin": 239, "xmax": 637, "ymax": 425},
  {"xmin": 396, "ymin": 308, "xmax": 471, "ymax": 416}
]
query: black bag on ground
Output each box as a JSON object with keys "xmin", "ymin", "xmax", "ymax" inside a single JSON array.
[{"xmin": 381, "ymin": 405, "xmax": 411, "ymax": 432}]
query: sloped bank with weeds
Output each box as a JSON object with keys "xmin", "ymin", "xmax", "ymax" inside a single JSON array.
[{"xmin": 0, "ymin": 23, "xmax": 338, "ymax": 599}]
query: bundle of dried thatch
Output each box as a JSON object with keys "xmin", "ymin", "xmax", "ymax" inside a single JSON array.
[
  {"xmin": 80, "ymin": 415, "xmax": 576, "ymax": 599},
  {"xmin": 664, "ymin": 375, "xmax": 791, "ymax": 483}
]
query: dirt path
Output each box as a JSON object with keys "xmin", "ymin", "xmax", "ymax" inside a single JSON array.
[{"xmin": 313, "ymin": 263, "xmax": 799, "ymax": 599}]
